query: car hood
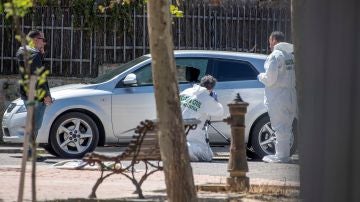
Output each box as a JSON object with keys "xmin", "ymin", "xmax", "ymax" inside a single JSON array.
[
  {"xmin": 50, "ymin": 84, "xmax": 91, "ymax": 92},
  {"xmin": 50, "ymin": 83, "xmax": 109, "ymax": 100}
]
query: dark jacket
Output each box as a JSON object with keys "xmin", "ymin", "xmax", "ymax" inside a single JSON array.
[{"xmin": 16, "ymin": 46, "xmax": 51, "ymax": 101}]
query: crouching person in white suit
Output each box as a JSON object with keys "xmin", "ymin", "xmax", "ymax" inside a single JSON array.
[{"xmin": 180, "ymin": 75, "xmax": 224, "ymax": 162}]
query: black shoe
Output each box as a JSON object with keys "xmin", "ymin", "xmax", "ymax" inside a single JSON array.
[
  {"xmin": 27, "ymin": 155, "xmax": 46, "ymax": 162},
  {"xmin": 35, "ymin": 156, "xmax": 46, "ymax": 162}
]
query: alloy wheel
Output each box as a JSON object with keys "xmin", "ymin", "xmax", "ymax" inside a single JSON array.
[
  {"xmin": 258, "ymin": 121, "xmax": 295, "ymax": 156},
  {"xmin": 55, "ymin": 117, "xmax": 94, "ymax": 155}
]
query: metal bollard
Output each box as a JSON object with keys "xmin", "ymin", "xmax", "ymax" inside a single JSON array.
[{"xmin": 223, "ymin": 93, "xmax": 249, "ymax": 192}]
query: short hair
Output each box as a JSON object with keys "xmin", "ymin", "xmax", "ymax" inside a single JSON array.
[
  {"xmin": 200, "ymin": 75, "xmax": 217, "ymax": 90},
  {"xmin": 27, "ymin": 30, "xmax": 42, "ymax": 39},
  {"xmin": 270, "ymin": 31, "xmax": 285, "ymax": 42}
]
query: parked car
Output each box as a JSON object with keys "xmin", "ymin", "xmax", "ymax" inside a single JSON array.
[{"xmin": 2, "ymin": 50, "xmax": 296, "ymax": 158}]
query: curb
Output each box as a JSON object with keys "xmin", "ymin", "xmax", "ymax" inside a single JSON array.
[
  {"xmin": 0, "ymin": 147, "xmax": 23, "ymax": 153},
  {"xmin": 0, "ymin": 146, "xmax": 45, "ymax": 154}
]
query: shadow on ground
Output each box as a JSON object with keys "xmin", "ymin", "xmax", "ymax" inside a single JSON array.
[{"xmin": 42, "ymin": 188, "xmax": 300, "ymax": 202}]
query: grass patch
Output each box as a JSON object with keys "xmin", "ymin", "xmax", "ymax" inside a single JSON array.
[
  {"xmin": 196, "ymin": 182, "xmax": 300, "ymax": 201},
  {"xmin": 246, "ymin": 183, "xmax": 300, "ymax": 201}
]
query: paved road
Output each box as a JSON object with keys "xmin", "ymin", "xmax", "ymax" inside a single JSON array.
[{"xmin": 0, "ymin": 145, "xmax": 300, "ymax": 183}]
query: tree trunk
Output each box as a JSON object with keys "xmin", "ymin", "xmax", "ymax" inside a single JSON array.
[
  {"xmin": 31, "ymin": 128, "xmax": 37, "ymax": 202},
  {"xmin": 17, "ymin": 76, "xmax": 36, "ymax": 202},
  {"xmin": 147, "ymin": 1, "xmax": 197, "ymax": 201}
]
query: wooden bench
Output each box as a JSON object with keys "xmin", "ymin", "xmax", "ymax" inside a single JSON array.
[{"xmin": 82, "ymin": 119, "xmax": 200, "ymax": 199}]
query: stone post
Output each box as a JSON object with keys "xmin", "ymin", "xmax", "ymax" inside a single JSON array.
[{"xmin": 223, "ymin": 93, "xmax": 249, "ymax": 192}]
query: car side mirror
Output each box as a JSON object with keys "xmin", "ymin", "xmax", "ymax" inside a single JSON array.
[{"xmin": 123, "ymin": 73, "xmax": 137, "ymax": 85}]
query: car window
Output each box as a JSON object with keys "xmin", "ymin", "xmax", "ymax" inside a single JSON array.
[
  {"xmin": 212, "ymin": 59, "xmax": 259, "ymax": 82},
  {"xmin": 130, "ymin": 64, "xmax": 184, "ymax": 86},
  {"xmin": 133, "ymin": 64, "xmax": 153, "ymax": 86},
  {"xmin": 123, "ymin": 57, "xmax": 210, "ymax": 87},
  {"xmin": 175, "ymin": 58, "xmax": 208, "ymax": 79},
  {"xmin": 90, "ymin": 55, "xmax": 150, "ymax": 84},
  {"xmin": 176, "ymin": 65, "xmax": 202, "ymax": 83}
]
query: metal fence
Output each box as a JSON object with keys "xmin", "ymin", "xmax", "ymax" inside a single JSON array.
[{"xmin": 0, "ymin": 4, "xmax": 291, "ymax": 77}]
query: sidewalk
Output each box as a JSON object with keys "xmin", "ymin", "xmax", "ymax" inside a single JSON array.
[
  {"xmin": 0, "ymin": 165, "xmax": 299, "ymax": 202},
  {"xmin": 0, "ymin": 145, "xmax": 300, "ymax": 201}
]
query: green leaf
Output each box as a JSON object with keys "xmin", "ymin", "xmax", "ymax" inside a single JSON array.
[
  {"xmin": 170, "ymin": 4, "xmax": 183, "ymax": 18},
  {"xmin": 4, "ymin": 3, "xmax": 13, "ymax": 18},
  {"xmin": 15, "ymin": 35, "xmax": 22, "ymax": 42},
  {"xmin": 175, "ymin": 10, "xmax": 184, "ymax": 17},
  {"xmin": 34, "ymin": 66, "xmax": 45, "ymax": 75},
  {"xmin": 98, "ymin": 5, "xmax": 105, "ymax": 13},
  {"xmin": 0, "ymin": 3, "xmax": 3, "ymax": 14},
  {"xmin": 19, "ymin": 66, "xmax": 25, "ymax": 73},
  {"xmin": 4, "ymin": 0, "xmax": 33, "ymax": 18},
  {"xmin": 36, "ymin": 89, "xmax": 46, "ymax": 100},
  {"xmin": 37, "ymin": 78, "xmax": 45, "ymax": 86},
  {"xmin": 38, "ymin": 0, "xmax": 47, "ymax": 6},
  {"xmin": 27, "ymin": 37, "xmax": 35, "ymax": 47}
]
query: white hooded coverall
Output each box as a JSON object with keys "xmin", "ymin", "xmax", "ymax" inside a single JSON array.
[
  {"xmin": 180, "ymin": 84, "xmax": 224, "ymax": 161},
  {"xmin": 258, "ymin": 42, "xmax": 297, "ymax": 162}
]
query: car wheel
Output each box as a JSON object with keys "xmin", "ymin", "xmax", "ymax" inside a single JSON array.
[
  {"xmin": 50, "ymin": 112, "xmax": 99, "ymax": 158},
  {"xmin": 250, "ymin": 115, "xmax": 297, "ymax": 159},
  {"xmin": 246, "ymin": 147, "xmax": 259, "ymax": 160},
  {"xmin": 40, "ymin": 144, "xmax": 59, "ymax": 157}
]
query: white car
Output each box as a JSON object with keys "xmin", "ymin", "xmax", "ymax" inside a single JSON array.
[{"xmin": 2, "ymin": 50, "xmax": 296, "ymax": 158}]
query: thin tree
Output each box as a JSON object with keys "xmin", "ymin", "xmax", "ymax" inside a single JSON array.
[
  {"xmin": 3, "ymin": 1, "xmax": 48, "ymax": 201},
  {"xmin": 147, "ymin": 0, "xmax": 197, "ymax": 201}
]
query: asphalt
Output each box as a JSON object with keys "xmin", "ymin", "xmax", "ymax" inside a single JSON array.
[
  {"xmin": 0, "ymin": 144, "xmax": 300, "ymax": 201},
  {"xmin": 0, "ymin": 144, "xmax": 28, "ymax": 153}
]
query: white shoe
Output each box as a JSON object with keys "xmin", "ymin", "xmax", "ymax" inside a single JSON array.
[{"xmin": 262, "ymin": 155, "xmax": 290, "ymax": 163}]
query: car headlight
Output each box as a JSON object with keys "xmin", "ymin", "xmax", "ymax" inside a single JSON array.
[
  {"xmin": 6, "ymin": 103, "xmax": 16, "ymax": 113},
  {"xmin": 16, "ymin": 105, "xmax": 27, "ymax": 114}
]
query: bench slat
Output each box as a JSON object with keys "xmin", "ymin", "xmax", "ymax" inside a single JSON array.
[
  {"xmin": 84, "ymin": 152, "xmax": 122, "ymax": 162},
  {"xmin": 132, "ymin": 133, "xmax": 157, "ymax": 137},
  {"xmin": 127, "ymin": 141, "xmax": 158, "ymax": 147},
  {"xmin": 122, "ymin": 154, "xmax": 161, "ymax": 161},
  {"xmin": 129, "ymin": 137, "xmax": 158, "ymax": 144},
  {"xmin": 121, "ymin": 156, "xmax": 161, "ymax": 161},
  {"xmin": 122, "ymin": 149, "xmax": 160, "ymax": 156}
]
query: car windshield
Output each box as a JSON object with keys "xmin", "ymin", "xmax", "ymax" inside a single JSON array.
[{"xmin": 89, "ymin": 55, "xmax": 150, "ymax": 84}]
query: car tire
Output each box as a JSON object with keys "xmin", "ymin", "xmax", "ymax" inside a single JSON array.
[
  {"xmin": 40, "ymin": 144, "xmax": 59, "ymax": 157},
  {"xmin": 50, "ymin": 112, "xmax": 99, "ymax": 158},
  {"xmin": 246, "ymin": 147, "xmax": 259, "ymax": 160},
  {"xmin": 250, "ymin": 115, "xmax": 297, "ymax": 159}
]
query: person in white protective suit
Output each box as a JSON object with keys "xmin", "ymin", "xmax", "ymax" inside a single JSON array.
[
  {"xmin": 180, "ymin": 75, "xmax": 224, "ymax": 162},
  {"xmin": 258, "ymin": 31, "xmax": 297, "ymax": 163}
]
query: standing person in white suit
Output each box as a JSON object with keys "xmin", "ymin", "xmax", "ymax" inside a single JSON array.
[
  {"xmin": 258, "ymin": 31, "xmax": 297, "ymax": 163},
  {"xmin": 180, "ymin": 75, "xmax": 224, "ymax": 162}
]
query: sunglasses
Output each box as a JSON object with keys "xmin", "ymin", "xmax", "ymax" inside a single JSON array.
[{"xmin": 36, "ymin": 37, "xmax": 46, "ymax": 42}]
